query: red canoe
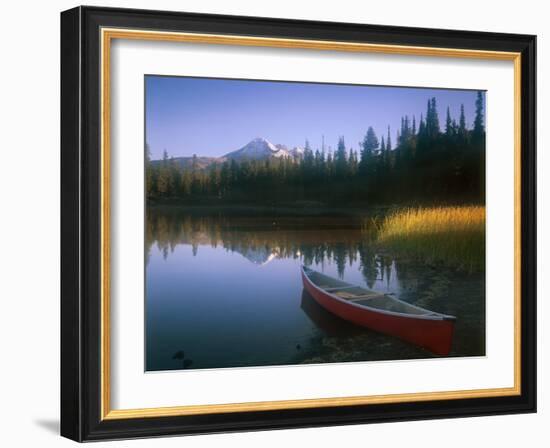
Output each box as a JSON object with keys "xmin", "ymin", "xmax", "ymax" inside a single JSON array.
[{"xmin": 301, "ymin": 266, "xmax": 456, "ymax": 355}]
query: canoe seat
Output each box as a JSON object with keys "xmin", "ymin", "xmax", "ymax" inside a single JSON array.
[
  {"xmin": 324, "ymin": 285, "xmax": 357, "ymax": 292},
  {"xmin": 346, "ymin": 294, "xmax": 386, "ymax": 302},
  {"xmin": 334, "ymin": 290, "xmax": 382, "ymax": 300}
]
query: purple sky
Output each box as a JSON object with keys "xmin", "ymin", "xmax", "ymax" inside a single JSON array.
[{"xmin": 145, "ymin": 75, "xmax": 484, "ymax": 160}]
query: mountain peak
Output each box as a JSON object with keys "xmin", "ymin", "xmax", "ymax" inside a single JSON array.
[
  {"xmin": 251, "ymin": 136, "xmax": 270, "ymax": 143},
  {"xmin": 224, "ymin": 137, "xmax": 288, "ymax": 161}
]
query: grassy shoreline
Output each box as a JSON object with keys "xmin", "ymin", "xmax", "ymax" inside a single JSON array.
[
  {"xmin": 147, "ymin": 199, "xmax": 483, "ymax": 216},
  {"xmin": 375, "ymin": 206, "xmax": 485, "ymax": 271}
]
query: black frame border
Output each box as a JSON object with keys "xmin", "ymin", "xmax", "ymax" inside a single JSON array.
[{"xmin": 61, "ymin": 6, "xmax": 536, "ymax": 442}]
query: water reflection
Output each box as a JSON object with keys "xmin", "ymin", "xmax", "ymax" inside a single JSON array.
[
  {"xmin": 145, "ymin": 207, "xmax": 485, "ymax": 371},
  {"xmin": 148, "ymin": 209, "xmax": 393, "ymax": 285}
]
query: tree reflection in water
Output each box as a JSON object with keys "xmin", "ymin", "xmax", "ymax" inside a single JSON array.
[{"xmin": 146, "ymin": 208, "xmax": 394, "ymax": 287}]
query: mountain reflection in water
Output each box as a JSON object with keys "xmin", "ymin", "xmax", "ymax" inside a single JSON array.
[{"xmin": 145, "ymin": 208, "xmax": 485, "ymax": 371}]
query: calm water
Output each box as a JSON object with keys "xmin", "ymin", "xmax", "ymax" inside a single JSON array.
[{"xmin": 145, "ymin": 208, "xmax": 485, "ymax": 371}]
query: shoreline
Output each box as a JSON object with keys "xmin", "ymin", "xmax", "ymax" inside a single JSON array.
[{"xmin": 146, "ymin": 200, "xmax": 483, "ymax": 217}]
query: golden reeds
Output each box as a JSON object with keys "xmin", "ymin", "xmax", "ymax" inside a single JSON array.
[{"xmin": 376, "ymin": 206, "xmax": 485, "ymax": 271}]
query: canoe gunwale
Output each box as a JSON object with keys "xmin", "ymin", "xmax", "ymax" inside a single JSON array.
[{"xmin": 301, "ymin": 266, "xmax": 456, "ymax": 322}]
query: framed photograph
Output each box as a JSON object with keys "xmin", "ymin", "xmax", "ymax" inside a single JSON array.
[{"xmin": 60, "ymin": 6, "xmax": 536, "ymax": 441}]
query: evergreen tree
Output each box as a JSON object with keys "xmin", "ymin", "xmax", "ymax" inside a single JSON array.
[
  {"xmin": 169, "ymin": 156, "xmax": 181, "ymax": 195},
  {"xmin": 425, "ymin": 99, "xmax": 432, "ymax": 137},
  {"xmin": 326, "ymin": 149, "xmax": 334, "ymax": 178},
  {"xmin": 380, "ymin": 135, "xmax": 390, "ymax": 176},
  {"xmin": 348, "ymin": 148, "xmax": 358, "ymax": 175},
  {"xmin": 472, "ymin": 91, "xmax": 485, "ymax": 142},
  {"xmin": 418, "ymin": 114, "xmax": 425, "ymax": 137},
  {"xmin": 426, "ymin": 97, "xmax": 440, "ymax": 137},
  {"xmin": 314, "ymin": 149, "xmax": 325, "ymax": 178},
  {"xmin": 445, "ymin": 106, "xmax": 453, "ymax": 136},
  {"xmin": 156, "ymin": 150, "xmax": 171, "ymax": 196},
  {"xmin": 459, "ymin": 104, "xmax": 467, "ymax": 137},
  {"xmin": 432, "ymin": 98, "xmax": 440, "ymax": 134},
  {"xmin": 334, "ymin": 137, "xmax": 348, "ymax": 177},
  {"xmin": 303, "ymin": 139, "xmax": 315, "ymax": 175},
  {"xmin": 359, "ymin": 127, "xmax": 379, "ymax": 175},
  {"xmin": 400, "ymin": 116, "xmax": 411, "ymax": 143}
]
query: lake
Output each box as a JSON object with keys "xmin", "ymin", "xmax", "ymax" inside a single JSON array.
[{"xmin": 145, "ymin": 207, "xmax": 485, "ymax": 371}]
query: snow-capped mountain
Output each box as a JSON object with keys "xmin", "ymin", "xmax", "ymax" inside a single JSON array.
[
  {"xmin": 224, "ymin": 137, "xmax": 289, "ymax": 161},
  {"xmin": 151, "ymin": 137, "xmax": 306, "ymax": 168}
]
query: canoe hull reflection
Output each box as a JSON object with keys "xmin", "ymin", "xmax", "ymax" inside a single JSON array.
[{"xmin": 301, "ymin": 266, "xmax": 455, "ymax": 355}]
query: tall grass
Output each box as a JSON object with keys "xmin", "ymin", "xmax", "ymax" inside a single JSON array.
[{"xmin": 376, "ymin": 206, "xmax": 485, "ymax": 271}]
